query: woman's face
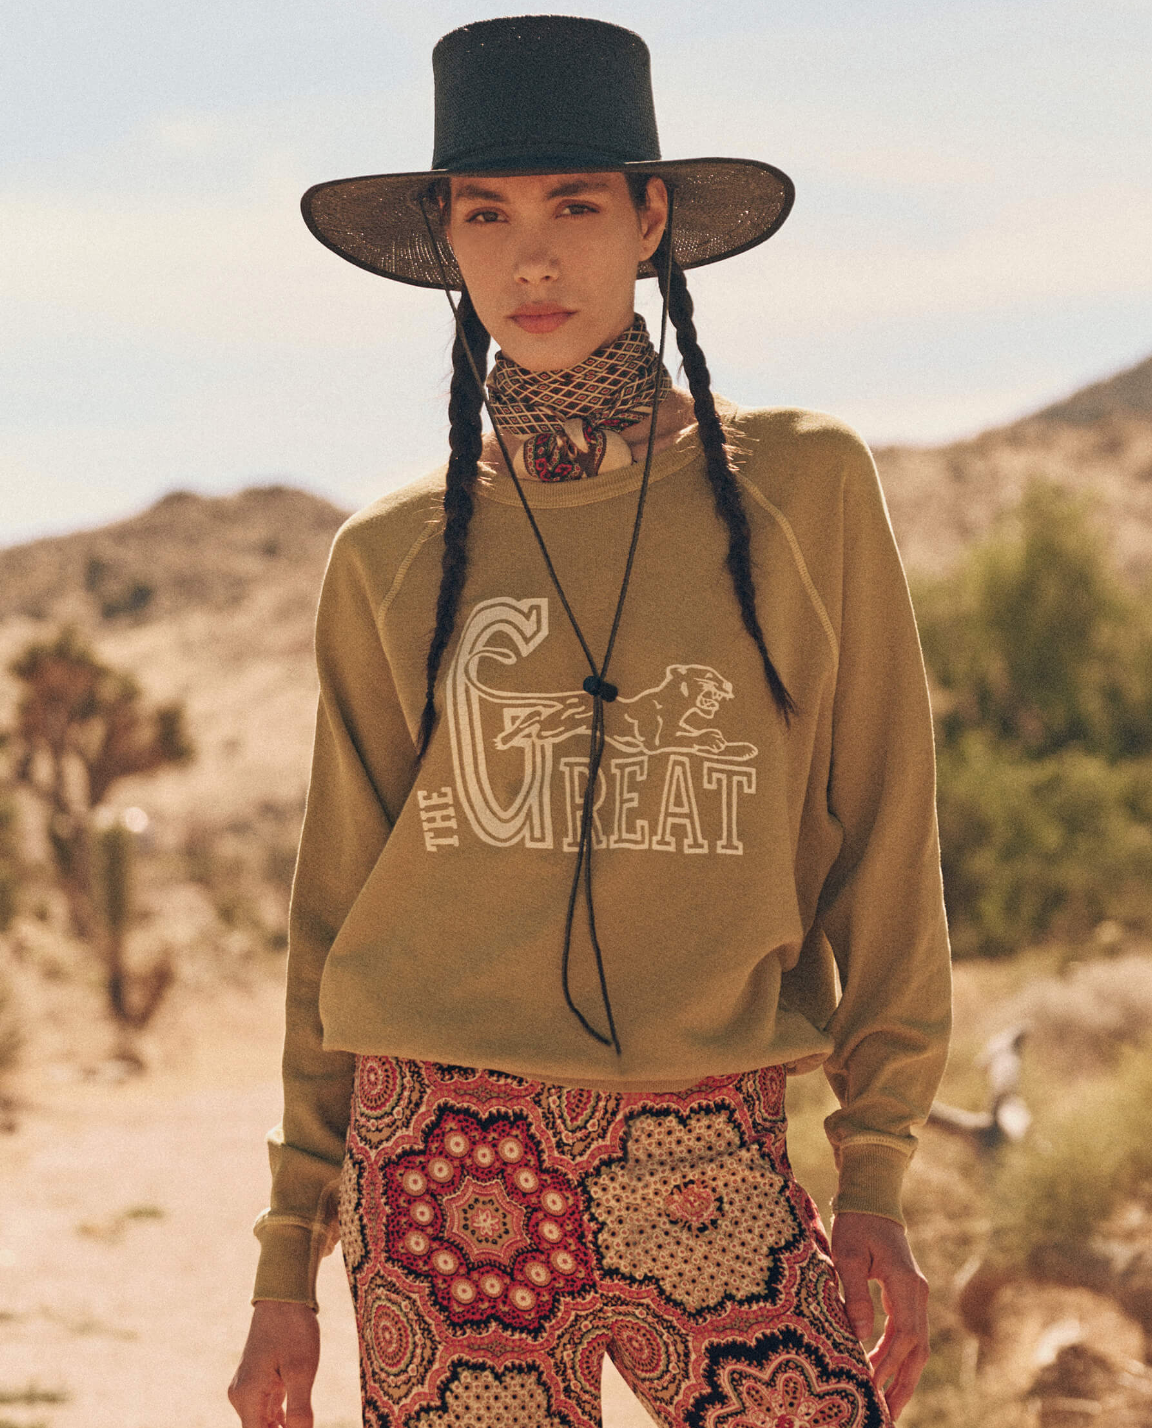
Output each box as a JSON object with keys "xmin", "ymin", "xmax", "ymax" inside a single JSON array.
[{"xmin": 446, "ymin": 172, "xmax": 667, "ymax": 371}]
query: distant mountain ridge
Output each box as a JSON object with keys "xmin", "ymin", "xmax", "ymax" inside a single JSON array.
[
  {"xmin": 0, "ymin": 486, "xmax": 350, "ymax": 826},
  {"xmin": 2, "ymin": 351, "xmax": 1150, "ymax": 631},
  {"xmin": 1031, "ymin": 352, "xmax": 1152, "ymax": 426},
  {"xmin": 0, "ymin": 485, "xmax": 349, "ymax": 627}
]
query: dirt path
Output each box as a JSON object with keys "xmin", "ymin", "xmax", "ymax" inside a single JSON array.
[{"xmin": 0, "ymin": 977, "xmax": 651, "ymax": 1428}]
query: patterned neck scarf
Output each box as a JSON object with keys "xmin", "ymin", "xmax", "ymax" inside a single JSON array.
[{"xmin": 486, "ymin": 314, "xmax": 674, "ymax": 482}]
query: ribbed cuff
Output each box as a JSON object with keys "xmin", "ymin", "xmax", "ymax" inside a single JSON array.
[
  {"xmin": 252, "ymin": 1217, "xmax": 328, "ymax": 1310},
  {"xmin": 830, "ymin": 1141, "xmax": 909, "ymax": 1225}
]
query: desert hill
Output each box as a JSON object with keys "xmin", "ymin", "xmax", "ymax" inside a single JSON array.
[
  {"xmin": 0, "ymin": 487, "xmax": 350, "ymax": 829},
  {"xmin": 875, "ymin": 351, "xmax": 1152, "ymax": 578},
  {"xmin": 0, "ymin": 484, "xmax": 348, "ymax": 626}
]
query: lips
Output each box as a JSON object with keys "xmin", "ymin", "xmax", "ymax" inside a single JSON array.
[{"xmin": 509, "ymin": 306, "xmax": 574, "ymax": 334}]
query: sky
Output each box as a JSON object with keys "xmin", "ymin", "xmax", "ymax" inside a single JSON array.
[{"xmin": 2, "ymin": 0, "xmax": 1151, "ymax": 546}]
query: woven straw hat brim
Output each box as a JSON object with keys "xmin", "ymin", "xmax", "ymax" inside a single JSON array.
[{"xmin": 301, "ymin": 157, "xmax": 795, "ymax": 290}]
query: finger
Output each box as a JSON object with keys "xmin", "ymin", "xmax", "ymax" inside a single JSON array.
[
  {"xmin": 869, "ymin": 1307, "xmax": 927, "ymax": 1389},
  {"xmin": 881, "ymin": 1345, "xmax": 930, "ymax": 1421},
  {"xmin": 284, "ymin": 1373, "xmax": 314, "ymax": 1428},
  {"xmin": 874, "ymin": 1268, "xmax": 927, "ymax": 1356},
  {"xmin": 270, "ymin": 1380, "xmax": 288, "ymax": 1428},
  {"xmin": 226, "ymin": 1374, "xmax": 277, "ymax": 1428},
  {"xmin": 868, "ymin": 1325, "xmax": 919, "ymax": 1391},
  {"xmin": 834, "ymin": 1254, "xmax": 875, "ymax": 1344}
]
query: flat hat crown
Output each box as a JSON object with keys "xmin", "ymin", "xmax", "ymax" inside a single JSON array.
[{"xmin": 431, "ymin": 15, "xmax": 661, "ymax": 172}]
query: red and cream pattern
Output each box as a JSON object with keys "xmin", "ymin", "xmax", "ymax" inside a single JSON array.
[
  {"xmin": 339, "ymin": 1059, "xmax": 892, "ymax": 1428},
  {"xmin": 485, "ymin": 314, "xmax": 674, "ymax": 481}
]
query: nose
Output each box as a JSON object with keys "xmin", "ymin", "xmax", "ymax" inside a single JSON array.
[{"xmin": 512, "ymin": 234, "xmax": 559, "ymax": 286}]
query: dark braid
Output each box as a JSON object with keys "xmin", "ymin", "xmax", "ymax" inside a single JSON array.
[
  {"xmin": 416, "ymin": 286, "xmax": 490, "ymax": 758},
  {"xmin": 655, "ymin": 235, "xmax": 796, "ymax": 722}
]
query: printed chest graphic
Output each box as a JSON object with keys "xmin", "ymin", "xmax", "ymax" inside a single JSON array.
[{"xmin": 418, "ymin": 597, "xmax": 758, "ymax": 855}]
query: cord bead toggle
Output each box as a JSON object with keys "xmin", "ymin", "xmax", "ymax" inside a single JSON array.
[{"xmin": 583, "ymin": 674, "xmax": 618, "ymax": 702}]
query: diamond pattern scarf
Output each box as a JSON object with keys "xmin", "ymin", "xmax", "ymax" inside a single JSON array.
[{"xmin": 485, "ymin": 314, "xmax": 674, "ymax": 482}]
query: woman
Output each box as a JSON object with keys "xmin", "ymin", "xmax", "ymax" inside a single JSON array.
[{"xmin": 230, "ymin": 16, "xmax": 951, "ymax": 1428}]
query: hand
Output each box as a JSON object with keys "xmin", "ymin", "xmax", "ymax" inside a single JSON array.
[
  {"xmin": 228, "ymin": 1299, "xmax": 320, "ymax": 1428},
  {"xmin": 829, "ymin": 1211, "xmax": 929, "ymax": 1421}
]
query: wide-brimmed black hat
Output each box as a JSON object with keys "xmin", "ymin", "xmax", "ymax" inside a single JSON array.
[{"xmin": 301, "ymin": 15, "xmax": 795, "ymax": 289}]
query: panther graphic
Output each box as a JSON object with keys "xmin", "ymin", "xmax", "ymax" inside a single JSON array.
[
  {"xmin": 490, "ymin": 663, "xmax": 758, "ymax": 762},
  {"xmin": 445, "ymin": 598, "xmax": 760, "ymax": 848}
]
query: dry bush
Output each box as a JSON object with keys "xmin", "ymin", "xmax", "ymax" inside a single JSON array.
[
  {"xmin": 0, "ymin": 961, "xmax": 23, "ymax": 1130},
  {"xmin": 178, "ymin": 803, "xmax": 298, "ymax": 954},
  {"xmin": 990, "ymin": 1040, "xmax": 1152, "ymax": 1267},
  {"xmin": 1010, "ymin": 949, "xmax": 1152, "ymax": 1075},
  {"xmin": 0, "ymin": 962, "xmax": 21, "ymax": 1077}
]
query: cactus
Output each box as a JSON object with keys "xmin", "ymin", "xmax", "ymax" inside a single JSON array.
[
  {"xmin": 97, "ymin": 820, "xmax": 132, "ymax": 939},
  {"xmin": 0, "ymin": 964, "xmax": 21, "ymax": 1076},
  {"xmin": 0, "ymin": 793, "xmax": 19, "ymax": 933},
  {"xmin": 95, "ymin": 814, "xmax": 172, "ymax": 1032}
]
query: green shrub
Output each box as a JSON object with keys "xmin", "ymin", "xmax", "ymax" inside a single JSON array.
[
  {"xmin": 913, "ymin": 479, "xmax": 1152, "ymax": 953},
  {"xmin": 915, "ymin": 479, "xmax": 1152, "ymax": 762},
  {"xmin": 937, "ymin": 735, "xmax": 1152, "ymax": 956}
]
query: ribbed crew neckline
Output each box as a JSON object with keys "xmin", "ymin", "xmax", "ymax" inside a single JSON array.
[{"xmin": 474, "ymin": 397, "xmax": 740, "ymax": 509}]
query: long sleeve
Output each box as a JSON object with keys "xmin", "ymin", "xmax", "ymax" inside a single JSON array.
[
  {"xmin": 815, "ymin": 445, "xmax": 952, "ymax": 1224},
  {"xmin": 252, "ymin": 523, "xmax": 418, "ymax": 1307}
]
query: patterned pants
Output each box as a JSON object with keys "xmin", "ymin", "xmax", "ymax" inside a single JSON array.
[{"xmin": 339, "ymin": 1057, "xmax": 892, "ymax": 1428}]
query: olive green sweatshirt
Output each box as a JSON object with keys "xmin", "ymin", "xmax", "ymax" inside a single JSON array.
[{"xmin": 252, "ymin": 403, "xmax": 952, "ymax": 1307}]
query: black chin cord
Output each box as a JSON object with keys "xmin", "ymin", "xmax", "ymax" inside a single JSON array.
[{"xmin": 419, "ymin": 190, "xmax": 677, "ymax": 1055}]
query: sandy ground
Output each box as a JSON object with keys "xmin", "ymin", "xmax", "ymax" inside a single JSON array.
[{"xmin": 0, "ymin": 976, "xmax": 656, "ymax": 1428}]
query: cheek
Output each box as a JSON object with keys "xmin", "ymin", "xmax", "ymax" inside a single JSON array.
[
  {"xmin": 569, "ymin": 229, "xmax": 639, "ymax": 295},
  {"xmin": 450, "ymin": 241, "xmax": 502, "ymax": 321}
]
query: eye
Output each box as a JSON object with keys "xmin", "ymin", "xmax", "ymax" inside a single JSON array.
[
  {"xmin": 559, "ymin": 201, "xmax": 598, "ymax": 217},
  {"xmin": 463, "ymin": 208, "xmax": 505, "ymax": 225}
]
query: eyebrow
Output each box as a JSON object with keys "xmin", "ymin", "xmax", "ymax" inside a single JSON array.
[
  {"xmin": 451, "ymin": 178, "xmax": 614, "ymax": 202},
  {"xmin": 545, "ymin": 179, "xmax": 613, "ymax": 199}
]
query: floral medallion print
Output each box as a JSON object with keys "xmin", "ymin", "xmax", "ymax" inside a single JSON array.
[
  {"xmin": 550, "ymin": 1316, "xmax": 614, "ymax": 1422},
  {"xmin": 585, "ymin": 1105, "xmax": 802, "ymax": 1313},
  {"xmin": 665, "ymin": 1180, "xmax": 724, "ymax": 1231},
  {"xmin": 359, "ymin": 1386, "xmax": 396, "ymax": 1428},
  {"xmin": 553, "ymin": 1298, "xmax": 690, "ymax": 1422},
  {"xmin": 342, "ymin": 1059, "xmax": 890, "ymax": 1428},
  {"xmin": 383, "ymin": 1106, "xmax": 595, "ymax": 1334},
  {"xmin": 792, "ymin": 1245, "xmax": 862, "ymax": 1362},
  {"xmin": 353, "ymin": 1055, "xmax": 429, "ymax": 1147},
  {"xmin": 338, "ymin": 1148, "xmax": 369, "ymax": 1280},
  {"xmin": 734, "ymin": 1066, "xmax": 788, "ymax": 1137},
  {"xmin": 542, "ymin": 1084, "xmax": 623, "ymax": 1159},
  {"xmin": 689, "ymin": 1328, "xmax": 886, "ymax": 1428},
  {"xmin": 359, "ymin": 1272, "xmax": 438, "ymax": 1405},
  {"xmin": 407, "ymin": 1362, "xmax": 577, "ymax": 1428},
  {"xmin": 607, "ymin": 1299, "xmax": 692, "ymax": 1416}
]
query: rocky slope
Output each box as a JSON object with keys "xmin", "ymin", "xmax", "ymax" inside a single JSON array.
[
  {"xmin": 0, "ymin": 486, "xmax": 348, "ymax": 829},
  {"xmin": 875, "ymin": 353, "xmax": 1152, "ymax": 578}
]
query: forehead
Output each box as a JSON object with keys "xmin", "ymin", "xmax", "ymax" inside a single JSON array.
[{"xmin": 448, "ymin": 172, "xmax": 627, "ymax": 203}]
